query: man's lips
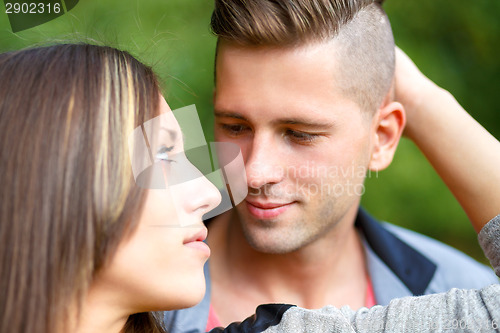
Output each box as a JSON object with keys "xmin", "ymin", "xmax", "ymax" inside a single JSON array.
[{"xmin": 245, "ymin": 200, "xmax": 294, "ymax": 219}]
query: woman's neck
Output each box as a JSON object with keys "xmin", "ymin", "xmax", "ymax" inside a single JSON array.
[{"xmin": 73, "ymin": 284, "xmax": 130, "ymax": 333}]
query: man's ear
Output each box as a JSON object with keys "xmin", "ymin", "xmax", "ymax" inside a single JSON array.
[{"xmin": 368, "ymin": 100, "xmax": 406, "ymax": 172}]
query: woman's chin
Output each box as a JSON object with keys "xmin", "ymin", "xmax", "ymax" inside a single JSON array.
[
  {"xmin": 158, "ymin": 281, "xmax": 207, "ymax": 311},
  {"xmin": 177, "ymin": 284, "xmax": 207, "ymax": 309}
]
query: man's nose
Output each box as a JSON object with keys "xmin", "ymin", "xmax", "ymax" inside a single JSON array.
[{"xmin": 245, "ymin": 134, "xmax": 285, "ymax": 189}]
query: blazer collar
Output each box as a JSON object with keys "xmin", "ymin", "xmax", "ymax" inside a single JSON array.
[{"xmin": 356, "ymin": 208, "xmax": 437, "ymax": 295}]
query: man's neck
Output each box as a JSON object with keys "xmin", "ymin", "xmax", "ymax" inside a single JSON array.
[{"xmin": 207, "ymin": 207, "xmax": 368, "ymax": 326}]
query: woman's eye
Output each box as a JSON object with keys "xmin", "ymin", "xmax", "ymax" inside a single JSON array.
[
  {"xmin": 220, "ymin": 123, "xmax": 249, "ymax": 136},
  {"xmin": 286, "ymin": 129, "xmax": 319, "ymax": 144},
  {"xmin": 155, "ymin": 145, "xmax": 174, "ymax": 162}
]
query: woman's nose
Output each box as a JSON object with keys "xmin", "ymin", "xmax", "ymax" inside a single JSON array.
[{"xmin": 184, "ymin": 172, "xmax": 222, "ymax": 217}]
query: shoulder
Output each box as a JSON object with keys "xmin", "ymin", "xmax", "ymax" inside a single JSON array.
[{"xmin": 382, "ymin": 222, "xmax": 499, "ymax": 290}]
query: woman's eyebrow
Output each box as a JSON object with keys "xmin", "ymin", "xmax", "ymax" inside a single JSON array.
[{"xmin": 160, "ymin": 127, "xmax": 177, "ymax": 141}]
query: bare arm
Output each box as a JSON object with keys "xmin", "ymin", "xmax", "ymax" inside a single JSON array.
[{"xmin": 395, "ymin": 48, "xmax": 500, "ymax": 232}]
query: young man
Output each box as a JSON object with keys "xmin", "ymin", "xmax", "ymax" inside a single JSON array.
[{"xmin": 164, "ymin": 1, "xmax": 498, "ymax": 331}]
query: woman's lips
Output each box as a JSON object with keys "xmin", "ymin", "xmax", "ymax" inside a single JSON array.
[
  {"xmin": 183, "ymin": 227, "xmax": 211, "ymax": 257},
  {"xmin": 184, "ymin": 241, "xmax": 211, "ymax": 257},
  {"xmin": 245, "ymin": 200, "xmax": 294, "ymax": 219}
]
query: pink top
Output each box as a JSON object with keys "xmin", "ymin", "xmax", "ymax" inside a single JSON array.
[
  {"xmin": 206, "ymin": 276, "xmax": 377, "ymax": 331},
  {"xmin": 206, "ymin": 303, "xmax": 223, "ymax": 331},
  {"xmin": 365, "ymin": 274, "xmax": 377, "ymax": 307}
]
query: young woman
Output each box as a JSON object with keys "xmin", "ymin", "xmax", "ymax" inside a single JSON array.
[{"xmin": 0, "ymin": 43, "xmax": 221, "ymax": 333}]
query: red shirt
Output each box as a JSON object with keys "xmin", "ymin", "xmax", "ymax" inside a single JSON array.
[{"xmin": 206, "ymin": 275, "xmax": 377, "ymax": 331}]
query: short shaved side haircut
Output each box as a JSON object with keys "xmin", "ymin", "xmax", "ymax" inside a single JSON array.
[{"xmin": 211, "ymin": 0, "xmax": 395, "ymax": 112}]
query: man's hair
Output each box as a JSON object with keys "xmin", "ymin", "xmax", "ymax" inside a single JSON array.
[{"xmin": 211, "ymin": 0, "xmax": 395, "ymax": 112}]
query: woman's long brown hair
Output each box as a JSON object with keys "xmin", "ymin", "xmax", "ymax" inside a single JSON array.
[{"xmin": 0, "ymin": 44, "xmax": 166, "ymax": 333}]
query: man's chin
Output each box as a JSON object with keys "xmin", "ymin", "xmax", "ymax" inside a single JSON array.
[{"xmin": 236, "ymin": 216, "xmax": 303, "ymax": 254}]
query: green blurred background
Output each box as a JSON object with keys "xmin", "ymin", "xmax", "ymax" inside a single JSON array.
[{"xmin": 1, "ymin": 0, "xmax": 498, "ymax": 263}]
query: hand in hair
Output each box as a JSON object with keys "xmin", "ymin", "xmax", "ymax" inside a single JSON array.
[
  {"xmin": 394, "ymin": 46, "xmax": 500, "ymax": 231},
  {"xmin": 394, "ymin": 46, "xmax": 440, "ymax": 139}
]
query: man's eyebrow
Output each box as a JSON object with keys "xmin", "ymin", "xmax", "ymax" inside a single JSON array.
[
  {"xmin": 214, "ymin": 111, "xmax": 248, "ymax": 121},
  {"xmin": 275, "ymin": 118, "xmax": 335, "ymax": 129},
  {"xmin": 215, "ymin": 111, "xmax": 334, "ymax": 129}
]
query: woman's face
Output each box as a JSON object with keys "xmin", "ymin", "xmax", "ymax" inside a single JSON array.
[{"xmin": 89, "ymin": 96, "xmax": 221, "ymax": 313}]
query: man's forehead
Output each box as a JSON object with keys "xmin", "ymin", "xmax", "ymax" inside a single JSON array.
[
  {"xmin": 215, "ymin": 39, "xmax": 380, "ymax": 117},
  {"xmin": 215, "ymin": 39, "xmax": 346, "ymax": 97},
  {"xmin": 216, "ymin": 38, "xmax": 341, "ymax": 62}
]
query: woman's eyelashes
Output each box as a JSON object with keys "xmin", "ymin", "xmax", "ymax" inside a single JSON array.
[{"xmin": 155, "ymin": 145, "xmax": 175, "ymax": 162}]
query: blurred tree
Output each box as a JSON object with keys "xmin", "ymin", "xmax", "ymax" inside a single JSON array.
[
  {"xmin": 0, "ymin": 0, "xmax": 498, "ymax": 263},
  {"xmin": 364, "ymin": 0, "xmax": 500, "ymax": 264}
]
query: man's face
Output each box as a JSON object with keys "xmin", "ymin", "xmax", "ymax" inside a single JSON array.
[{"xmin": 214, "ymin": 41, "xmax": 377, "ymax": 253}]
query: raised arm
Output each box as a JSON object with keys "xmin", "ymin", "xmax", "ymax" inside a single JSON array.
[
  {"xmin": 210, "ymin": 215, "xmax": 500, "ymax": 333},
  {"xmin": 394, "ymin": 47, "xmax": 500, "ymax": 232}
]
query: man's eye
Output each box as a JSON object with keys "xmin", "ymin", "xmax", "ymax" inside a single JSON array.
[
  {"xmin": 155, "ymin": 145, "xmax": 175, "ymax": 162},
  {"xmin": 220, "ymin": 123, "xmax": 249, "ymax": 136},
  {"xmin": 286, "ymin": 129, "xmax": 319, "ymax": 144}
]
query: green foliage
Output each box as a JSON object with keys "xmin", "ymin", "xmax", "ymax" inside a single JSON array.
[
  {"xmin": 0, "ymin": 0, "xmax": 498, "ymax": 263},
  {"xmin": 364, "ymin": 0, "xmax": 500, "ymax": 264}
]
